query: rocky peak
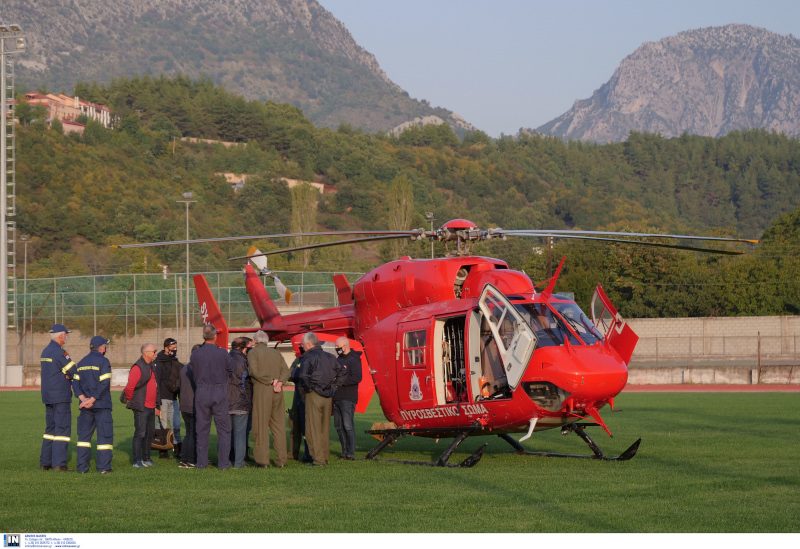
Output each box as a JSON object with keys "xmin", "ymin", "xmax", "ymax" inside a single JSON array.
[{"xmin": 535, "ymin": 24, "xmax": 800, "ymax": 143}]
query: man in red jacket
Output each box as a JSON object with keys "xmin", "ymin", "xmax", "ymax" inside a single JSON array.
[{"xmin": 124, "ymin": 343, "xmax": 161, "ymax": 468}]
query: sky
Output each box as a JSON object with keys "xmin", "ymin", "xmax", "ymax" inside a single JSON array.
[{"xmin": 318, "ymin": 0, "xmax": 800, "ymax": 137}]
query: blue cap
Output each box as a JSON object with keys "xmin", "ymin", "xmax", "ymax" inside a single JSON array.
[
  {"xmin": 49, "ymin": 324, "xmax": 71, "ymax": 334},
  {"xmin": 90, "ymin": 335, "xmax": 109, "ymax": 349}
]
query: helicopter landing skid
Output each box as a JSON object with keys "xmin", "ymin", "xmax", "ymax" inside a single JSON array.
[
  {"xmin": 499, "ymin": 423, "xmax": 642, "ymax": 461},
  {"xmin": 364, "ymin": 421, "xmax": 488, "ymax": 467}
]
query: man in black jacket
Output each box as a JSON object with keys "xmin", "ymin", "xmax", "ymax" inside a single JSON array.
[
  {"xmin": 299, "ymin": 332, "xmax": 342, "ymax": 466},
  {"xmin": 154, "ymin": 338, "xmax": 183, "ymax": 459},
  {"xmin": 333, "ymin": 337, "xmax": 362, "ymax": 461},
  {"xmin": 227, "ymin": 337, "xmax": 252, "ymax": 468}
]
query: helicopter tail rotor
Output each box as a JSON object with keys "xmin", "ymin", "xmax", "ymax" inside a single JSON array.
[{"xmin": 247, "ymin": 246, "xmax": 292, "ymax": 304}]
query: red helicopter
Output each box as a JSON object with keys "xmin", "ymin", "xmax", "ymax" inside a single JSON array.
[{"xmin": 115, "ymin": 220, "xmax": 756, "ymax": 466}]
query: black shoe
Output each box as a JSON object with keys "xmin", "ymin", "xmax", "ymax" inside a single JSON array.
[
  {"xmin": 173, "ymin": 443, "xmax": 182, "ymax": 460},
  {"xmin": 40, "ymin": 465, "xmax": 52, "ymax": 471},
  {"xmin": 99, "ymin": 469, "xmax": 113, "ymax": 474},
  {"xmin": 159, "ymin": 450, "xmax": 170, "ymax": 459},
  {"xmin": 255, "ymin": 463, "xmax": 269, "ymax": 469},
  {"xmin": 54, "ymin": 466, "xmax": 73, "ymax": 472}
]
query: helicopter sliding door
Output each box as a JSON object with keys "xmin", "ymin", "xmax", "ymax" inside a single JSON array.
[
  {"xmin": 590, "ymin": 284, "xmax": 639, "ymax": 364},
  {"xmin": 477, "ymin": 284, "xmax": 537, "ymax": 391}
]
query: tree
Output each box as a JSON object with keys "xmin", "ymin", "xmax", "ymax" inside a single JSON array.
[
  {"xmin": 387, "ymin": 174, "xmax": 414, "ymax": 259},
  {"xmin": 15, "ymin": 99, "xmax": 32, "ymax": 126},
  {"xmin": 290, "ymin": 182, "xmax": 318, "ymax": 268}
]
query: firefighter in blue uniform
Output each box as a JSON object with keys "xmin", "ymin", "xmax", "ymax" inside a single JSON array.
[
  {"xmin": 72, "ymin": 336, "xmax": 114, "ymax": 474},
  {"xmin": 40, "ymin": 324, "xmax": 77, "ymax": 471}
]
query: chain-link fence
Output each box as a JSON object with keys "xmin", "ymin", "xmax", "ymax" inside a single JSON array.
[{"xmin": 11, "ymin": 270, "xmax": 363, "ymax": 366}]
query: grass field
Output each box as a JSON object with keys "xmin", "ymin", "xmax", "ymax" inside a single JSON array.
[{"xmin": 1, "ymin": 391, "xmax": 798, "ymax": 533}]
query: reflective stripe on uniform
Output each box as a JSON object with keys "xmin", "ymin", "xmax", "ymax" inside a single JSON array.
[
  {"xmin": 99, "ymin": 373, "xmax": 112, "ymax": 381},
  {"xmin": 43, "ymin": 434, "xmax": 55, "ymax": 440},
  {"xmin": 41, "ymin": 358, "xmax": 53, "ymax": 362},
  {"xmin": 62, "ymin": 361, "xmax": 76, "ymax": 374},
  {"xmin": 77, "ymin": 441, "xmax": 92, "ymax": 448},
  {"xmin": 53, "ymin": 436, "xmax": 70, "ymax": 443},
  {"xmin": 78, "ymin": 366, "xmax": 100, "ymax": 371},
  {"xmin": 73, "ymin": 374, "xmax": 80, "ymax": 380},
  {"xmin": 97, "ymin": 444, "xmax": 113, "ymax": 451}
]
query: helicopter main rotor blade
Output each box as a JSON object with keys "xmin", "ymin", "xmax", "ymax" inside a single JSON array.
[
  {"xmin": 110, "ymin": 229, "xmax": 425, "ymax": 249},
  {"xmin": 542, "ymin": 234, "xmax": 746, "ymax": 255},
  {"xmin": 497, "ymin": 229, "xmax": 758, "ymax": 244},
  {"xmin": 228, "ymin": 234, "xmax": 417, "ymax": 261}
]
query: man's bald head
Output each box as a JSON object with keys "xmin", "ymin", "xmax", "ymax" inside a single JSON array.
[{"xmin": 334, "ymin": 337, "xmax": 350, "ymax": 356}]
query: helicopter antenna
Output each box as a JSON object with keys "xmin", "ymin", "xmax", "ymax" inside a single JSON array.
[{"xmin": 542, "ymin": 257, "xmax": 566, "ymax": 299}]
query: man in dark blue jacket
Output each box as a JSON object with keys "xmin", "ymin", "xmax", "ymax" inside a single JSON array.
[
  {"xmin": 192, "ymin": 324, "xmax": 234, "ymax": 470},
  {"xmin": 40, "ymin": 324, "xmax": 77, "ymax": 472},
  {"xmin": 178, "ymin": 344, "xmax": 201, "ymax": 468},
  {"xmin": 333, "ymin": 337, "xmax": 362, "ymax": 460},
  {"xmin": 72, "ymin": 336, "xmax": 114, "ymax": 473}
]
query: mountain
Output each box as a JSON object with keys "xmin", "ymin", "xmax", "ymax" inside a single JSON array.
[
  {"xmin": 534, "ymin": 24, "xmax": 800, "ymax": 143},
  {"xmin": 5, "ymin": 0, "xmax": 475, "ymax": 135}
]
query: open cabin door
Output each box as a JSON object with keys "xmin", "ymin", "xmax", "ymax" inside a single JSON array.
[
  {"xmin": 590, "ymin": 284, "xmax": 639, "ymax": 364},
  {"xmin": 477, "ymin": 284, "xmax": 537, "ymax": 391}
]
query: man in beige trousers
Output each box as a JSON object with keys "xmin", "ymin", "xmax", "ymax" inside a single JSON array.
[{"xmin": 248, "ymin": 330, "xmax": 290, "ymax": 468}]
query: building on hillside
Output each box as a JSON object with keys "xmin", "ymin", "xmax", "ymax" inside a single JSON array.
[
  {"xmin": 60, "ymin": 119, "xmax": 86, "ymax": 136},
  {"xmin": 22, "ymin": 92, "xmax": 114, "ymax": 129},
  {"xmin": 216, "ymin": 172, "xmax": 250, "ymax": 192}
]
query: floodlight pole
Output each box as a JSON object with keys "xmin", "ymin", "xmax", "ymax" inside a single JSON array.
[
  {"xmin": 177, "ymin": 193, "xmax": 195, "ymax": 359},
  {"xmin": 0, "ymin": 24, "xmax": 24, "ymax": 386}
]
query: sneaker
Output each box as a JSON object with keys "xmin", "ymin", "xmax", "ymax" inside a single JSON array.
[
  {"xmin": 132, "ymin": 461, "xmax": 147, "ymax": 468},
  {"xmin": 143, "ymin": 460, "xmax": 156, "ymax": 467},
  {"xmin": 178, "ymin": 461, "xmax": 194, "ymax": 469}
]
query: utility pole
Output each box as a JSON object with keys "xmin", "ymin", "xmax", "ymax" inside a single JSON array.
[
  {"xmin": 426, "ymin": 212, "xmax": 435, "ymax": 259},
  {"xmin": 0, "ymin": 24, "xmax": 24, "ymax": 386},
  {"xmin": 176, "ymin": 192, "xmax": 196, "ymax": 360}
]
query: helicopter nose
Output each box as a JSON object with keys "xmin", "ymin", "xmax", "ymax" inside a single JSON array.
[{"xmin": 522, "ymin": 346, "xmax": 628, "ymax": 420}]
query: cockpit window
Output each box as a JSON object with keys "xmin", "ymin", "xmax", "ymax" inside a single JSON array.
[
  {"xmin": 550, "ymin": 302, "xmax": 604, "ymax": 345},
  {"xmin": 513, "ymin": 303, "xmax": 579, "ymax": 346}
]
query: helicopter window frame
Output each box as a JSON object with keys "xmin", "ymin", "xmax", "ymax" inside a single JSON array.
[
  {"xmin": 403, "ymin": 329, "xmax": 427, "ymax": 369},
  {"xmin": 477, "ymin": 284, "xmax": 537, "ymax": 391}
]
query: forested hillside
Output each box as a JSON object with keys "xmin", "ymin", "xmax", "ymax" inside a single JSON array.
[
  {"xmin": 7, "ymin": 0, "xmax": 474, "ymax": 134},
  {"xmin": 16, "ymin": 75, "xmax": 800, "ymax": 317}
]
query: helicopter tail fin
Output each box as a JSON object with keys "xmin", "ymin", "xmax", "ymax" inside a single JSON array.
[
  {"xmin": 193, "ymin": 274, "xmax": 229, "ymax": 349},
  {"xmin": 332, "ymin": 274, "xmax": 353, "ymax": 306},
  {"xmin": 243, "ymin": 263, "xmax": 284, "ymax": 328}
]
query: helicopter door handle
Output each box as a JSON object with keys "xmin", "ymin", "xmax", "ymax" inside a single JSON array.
[
  {"xmin": 396, "ymin": 343, "xmax": 400, "ymax": 360},
  {"xmin": 425, "ymin": 376, "xmax": 431, "ymax": 385}
]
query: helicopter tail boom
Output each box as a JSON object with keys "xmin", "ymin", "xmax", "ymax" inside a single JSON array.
[
  {"xmin": 243, "ymin": 264, "xmax": 286, "ymax": 331},
  {"xmin": 193, "ymin": 274, "xmax": 230, "ymax": 349}
]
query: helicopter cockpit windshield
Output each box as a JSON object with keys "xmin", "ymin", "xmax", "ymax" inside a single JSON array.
[
  {"xmin": 549, "ymin": 302, "xmax": 604, "ymax": 344},
  {"xmin": 513, "ymin": 302, "xmax": 603, "ymax": 346}
]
